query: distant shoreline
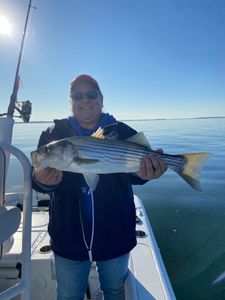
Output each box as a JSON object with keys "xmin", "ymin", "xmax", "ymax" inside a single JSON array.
[
  {"xmin": 122, "ymin": 116, "xmax": 225, "ymax": 122},
  {"xmin": 15, "ymin": 116, "xmax": 225, "ymax": 124}
]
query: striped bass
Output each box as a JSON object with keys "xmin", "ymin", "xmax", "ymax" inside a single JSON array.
[{"xmin": 31, "ymin": 129, "xmax": 212, "ymax": 191}]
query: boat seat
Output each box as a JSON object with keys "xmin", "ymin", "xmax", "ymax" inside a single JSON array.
[{"xmin": 0, "ymin": 206, "xmax": 21, "ymax": 250}]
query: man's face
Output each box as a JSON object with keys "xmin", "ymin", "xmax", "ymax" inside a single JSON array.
[{"xmin": 70, "ymin": 81, "xmax": 103, "ymax": 129}]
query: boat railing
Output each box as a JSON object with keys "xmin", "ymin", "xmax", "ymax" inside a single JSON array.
[{"xmin": 0, "ymin": 142, "xmax": 32, "ymax": 300}]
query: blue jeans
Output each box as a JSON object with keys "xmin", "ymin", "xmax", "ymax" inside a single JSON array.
[{"xmin": 54, "ymin": 253, "xmax": 129, "ymax": 300}]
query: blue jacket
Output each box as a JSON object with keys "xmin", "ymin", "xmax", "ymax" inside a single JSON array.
[{"xmin": 32, "ymin": 118, "xmax": 148, "ymax": 261}]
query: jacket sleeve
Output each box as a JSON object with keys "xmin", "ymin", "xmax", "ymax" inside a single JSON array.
[
  {"xmin": 126, "ymin": 173, "xmax": 149, "ymax": 185},
  {"xmin": 37, "ymin": 118, "xmax": 75, "ymax": 148},
  {"xmin": 32, "ymin": 123, "xmax": 60, "ymax": 193},
  {"xmin": 37, "ymin": 124, "xmax": 58, "ymax": 148}
]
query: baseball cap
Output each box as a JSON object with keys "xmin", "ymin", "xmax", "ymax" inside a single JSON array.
[{"xmin": 70, "ymin": 74, "xmax": 101, "ymax": 96}]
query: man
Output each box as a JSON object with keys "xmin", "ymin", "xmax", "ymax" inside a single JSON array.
[{"xmin": 33, "ymin": 74, "xmax": 167, "ymax": 300}]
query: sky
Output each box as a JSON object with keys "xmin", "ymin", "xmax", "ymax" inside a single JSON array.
[{"xmin": 0, "ymin": 0, "xmax": 225, "ymax": 121}]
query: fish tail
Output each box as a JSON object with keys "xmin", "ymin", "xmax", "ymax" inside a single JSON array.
[{"xmin": 177, "ymin": 152, "xmax": 212, "ymax": 191}]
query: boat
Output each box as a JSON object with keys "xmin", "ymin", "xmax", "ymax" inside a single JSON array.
[
  {"xmin": 0, "ymin": 1, "xmax": 176, "ymax": 298},
  {"xmin": 0, "ymin": 118, "xmax": 176, "ymax": 300}
]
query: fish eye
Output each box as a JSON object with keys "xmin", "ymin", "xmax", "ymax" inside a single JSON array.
[{"xmin": 44, "ymin": 146, "xmax": 50, "ymax": 153}]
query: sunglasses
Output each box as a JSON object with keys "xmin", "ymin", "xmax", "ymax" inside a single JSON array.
[{"xmin": 71, "ymin": 90, "xmax": 99, "ymax": 101}]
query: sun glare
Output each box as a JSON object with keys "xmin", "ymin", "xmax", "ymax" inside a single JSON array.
[{"xmin": 0, "ymin": 15, "xmax": 12, "ymax": 35}]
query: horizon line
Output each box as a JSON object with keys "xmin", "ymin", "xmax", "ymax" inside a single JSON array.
[{"xmin": 14, "ymin": 115, "xmax": 225, "ymax": 124}]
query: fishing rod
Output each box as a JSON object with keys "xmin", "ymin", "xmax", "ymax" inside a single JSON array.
[{"xmin": 6, "ymin": 0, "xmax": 33, "ymax": 120}]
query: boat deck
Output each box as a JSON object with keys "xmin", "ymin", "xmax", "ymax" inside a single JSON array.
[{"xmin": 0, "ymin": 195, "xmax": 176, "ymax": 300}]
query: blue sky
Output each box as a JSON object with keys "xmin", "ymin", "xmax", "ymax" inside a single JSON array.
[{"xmin": 0, "ymin": 0, "xmax": 225, "ymax": 121}]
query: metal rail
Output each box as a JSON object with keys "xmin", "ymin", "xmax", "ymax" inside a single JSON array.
[{"xmin": 0, "ymin": 143, "xmax": 32, "ymax": 300}]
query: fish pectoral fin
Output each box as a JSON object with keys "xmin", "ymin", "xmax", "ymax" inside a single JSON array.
[
  {"xmin": 74, "ymin": 158, "xmax": 100, "ymax": 165},
  {"xmin": 84, "ymin": 173, "xmax": 99, "ymax": 191},
  {"xmin": 126, "ymin": 132, "xmax": 151, "ymax": 149}
]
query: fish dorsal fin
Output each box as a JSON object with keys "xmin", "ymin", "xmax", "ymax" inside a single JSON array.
[
  {"xmin": 91, "ymin": 124, "xmax": 119, "ymax": 140},
  {"xmin": 91, "ymin": 127, "xmax": 105, "ymax": 139},
  {"xmin": 126, "ymin": 132, "xmax": 151, "ymax": 149}
]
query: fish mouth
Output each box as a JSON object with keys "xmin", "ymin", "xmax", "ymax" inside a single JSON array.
[
  {"xmin": 31, "ymin": 151, "xmax": 37, "ymax": 164},
  {"xmin": 30, "ymin": 151, "xmax": 46, "ymax": 170}
]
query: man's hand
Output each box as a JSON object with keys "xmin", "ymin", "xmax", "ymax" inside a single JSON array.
[
  {"xmin": 136, "ymin": 149, "xmax": 167, "ymax": 180},
  {"xmin": 33, "ymin": 167, "xmax": 63, "ymax": 185}
]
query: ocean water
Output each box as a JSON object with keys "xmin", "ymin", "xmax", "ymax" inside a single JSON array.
[{"xmin": 5, "ymin": 117, "xmax": 225, "ymax": 300}]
